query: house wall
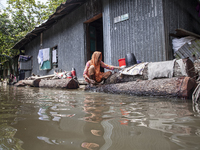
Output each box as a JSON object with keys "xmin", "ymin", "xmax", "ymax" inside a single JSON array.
[
  {"xmin": 163, "ymin": 0, "xmax": 200, "ymax": 60},
  {"xmin": 103, "ymin": 0, "xmax": 166, "ymax": 66},
  {"xmin": 25, "ymin": 5, "xmax": 87, "ymax": 79}
]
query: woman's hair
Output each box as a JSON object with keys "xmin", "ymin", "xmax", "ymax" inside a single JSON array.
[
  {"xmin": 91, "ymin": 51, "xmax": 102, "ymax": 66},
  {"xmin": 90, "ymin": 51, "xmax": 103, "ymax": 82}
]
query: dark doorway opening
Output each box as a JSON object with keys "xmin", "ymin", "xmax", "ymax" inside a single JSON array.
[{"xmin": 85, "ymin": 16, "xmax": 104, "ymax": 71}]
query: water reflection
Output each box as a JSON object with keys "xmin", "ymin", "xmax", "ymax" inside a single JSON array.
[
  {"xmin": 1, "ymin": 85, "xmax": 200, "ymax": 150},
  {"xmin": 0, "ymin": 124, "xmax": 23, "ymax": 149},
  {"xmin": 83, "ymin": 96, "xmax": 110, "ymax": 123}
]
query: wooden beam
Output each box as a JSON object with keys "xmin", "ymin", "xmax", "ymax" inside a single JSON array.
[
  {"xmin": 84, "ymin": 13, "xmax": 102, "ymax": 24},
  {"xmin": 29, "ymin": 33, "xmax": 37, "ymax": 36}
]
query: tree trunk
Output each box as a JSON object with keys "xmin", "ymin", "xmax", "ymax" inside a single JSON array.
[
  {"xmin": 87, "ymin": 77, "xmax": 196, "ymax": 99},
  {"xmin": 14, "ymin": 80, "xmax": 26, "ymax": 87},
  {"xmin": 39, "ymin": 78, "xmax": 79, "ymax": 89},
  {"xmin": 14, "ymin": 79, "xmax": 41, "ymax": 87},
  {"xmin": 23, "ymin": 79, "xmax": 41, "ymax": 87},
  {"xmin": 105, "ymin": 58, "xmax": 196, "ymax": 84}
]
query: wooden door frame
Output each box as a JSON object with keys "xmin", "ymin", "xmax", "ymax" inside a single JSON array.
[{"xmin": 84, "ymin": 13, "xmax": 102, "ymax": 61}]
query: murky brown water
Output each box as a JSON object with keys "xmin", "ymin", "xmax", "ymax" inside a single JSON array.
[{"xmin": 0, "ymin": 84, "xmax": 200, "ymax": 150}]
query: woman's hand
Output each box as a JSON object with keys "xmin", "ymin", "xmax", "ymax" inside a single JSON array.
[
  {"xmin": 89, "ymin": 78, "xmax": 96, "ymax": 84},
  {"xmin": 114, "ymin": 66, "xmax": 121, "ymax": 70}
]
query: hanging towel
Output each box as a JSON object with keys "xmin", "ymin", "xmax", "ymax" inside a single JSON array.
[
  {"xmin": 37, "ymin": 49, "xmax": 43, "ymax": 66},
  {"xmin": 176, "ymin": 59, "xmax": 187, "ymax": 76},
  {"xmin": 43, "ymin": 48, "xmax": 50, "ymax": 62},
  {"xmin": 120, "ymin": 62, "xmax": 148, "ymax": 76},
  {"xmin": 148, "ymin": 59, "xmax": 176, "ymax": 80},
  {"xmin": 52, "ymin": 50, "xmax": 57, "ymax": 63}
]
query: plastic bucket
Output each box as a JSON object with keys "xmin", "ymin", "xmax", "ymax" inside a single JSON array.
[
  {"xmin": 125, "ymin": 53, "xmax": 137, "ymax": 67},
  {"xmin": 118, "ymin": 58, "xmax": 126, "ymax": 67}
]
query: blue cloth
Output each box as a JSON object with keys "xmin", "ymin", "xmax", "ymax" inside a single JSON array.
[
  {"xmin": 37, "ymin": 50, "xmax": 43, "ymax": 66},
  {"xmin": 19, "ymin": 55, "xmax": 32, "ymax": 62},
  {"xmin": 40, "ymin": 61, "xmax": 51, "ymax": 70}
]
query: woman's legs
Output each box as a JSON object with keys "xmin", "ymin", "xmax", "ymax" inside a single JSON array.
[
  {"xmin": 88, "ymin": 65, "xmax": 95, "ymax": 80},
  {"xmin": 102, "ymin": 71, "xmax": 112, "ymax": 80},
  {"xmin": 88, "ymin": 66, "xmax": 112, "ymax": 84}
]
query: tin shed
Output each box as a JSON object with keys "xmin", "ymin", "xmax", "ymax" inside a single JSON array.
[{"xmin": 12, "ymin": 0, "xmax": 200, "ymax": 80}]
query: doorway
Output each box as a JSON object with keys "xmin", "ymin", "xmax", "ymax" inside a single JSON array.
[{"xmin": 85, "ymin": 16, "xmax": 104, "ymax": 69}]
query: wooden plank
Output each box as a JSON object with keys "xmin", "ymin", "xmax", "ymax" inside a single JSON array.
[
  {"xmin": 170, "ymin": 28, "xmax": 200, "ymax": 38},
  {"xmin": 84, "ymin": 13, "xmax": 102, "ymax": 24},
  {"xmin": 32, "ymin": 74, "xmax": 55, "ymax": 80}
]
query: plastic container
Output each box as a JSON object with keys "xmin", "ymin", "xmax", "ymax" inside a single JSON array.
[
  {"xmin": 125, "ymin": 53, "xmax": 137, "ymax": 67},
  {"xmin": 118, "ymin": 58, "xmax": 126, "ymax": 67},
  {"xmin": 67, "ymin": 72, "xmax": 72, "ymax": 79},
  {"xmin": 71, "ymin": 68, "xmax": 76, "ymax": 77}
]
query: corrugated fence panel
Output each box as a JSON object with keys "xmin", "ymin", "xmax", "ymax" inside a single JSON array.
[{"xmin": 109, "ymin": 0, "xmax": 166, "ymax": 65}]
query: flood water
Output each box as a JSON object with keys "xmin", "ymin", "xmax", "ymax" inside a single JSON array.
[{"xmin": 0, "ymin": 85, "xmax": 200, "ymax": 150}]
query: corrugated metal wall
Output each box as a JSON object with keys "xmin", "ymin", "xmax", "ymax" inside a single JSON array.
[
  {"xmin": 163, "ymin": 0, "xmax": 200, "ymax": 60},
  {"xmin": 107, "ymin": 0, "xmax": 166, "ymax": 65},
  {"xmin": 103, "ymin": 0, "xmax": 112, "ymax": 66}
]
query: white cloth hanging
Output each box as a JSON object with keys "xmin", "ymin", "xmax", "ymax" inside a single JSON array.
[
  {"xmin": 42, "ymin": 48, "xmax": 50, "ymax": 62},
  {"xmin": 52, "ymin": 50, "xmax": 57, "ymax": 63}
]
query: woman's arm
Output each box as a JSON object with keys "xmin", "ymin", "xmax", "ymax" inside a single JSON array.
[
  {"xmin": 83, "ymin": 61, "xmax": 90, "ymax": 81},
  {"xmin": 100, "ymin": 61, "xmax": 121, "ymax": 70},
  {"xmin": 83, "ymin": 61, "xmax": 96, "ymax": 84}
]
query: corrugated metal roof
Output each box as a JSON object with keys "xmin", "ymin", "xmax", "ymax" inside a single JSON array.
[
  {"xmin": 12, "ymin": 0, "xmax": 86, "ymax": 50},
  {"xmin": 174, "ymin": 39, "xmax": 200, "ymax": 62},
  {"xmin": 171, "ymin": 29, "xmax": 200, "ymax": 62}
]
